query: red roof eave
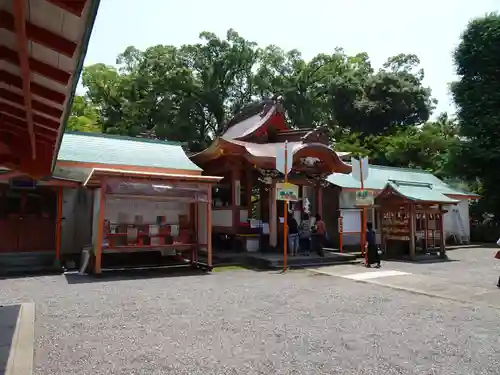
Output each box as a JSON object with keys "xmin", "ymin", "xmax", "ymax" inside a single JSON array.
[{"xmin": 0, "ymin": 0, "xmax": 101, "ymax": 179}]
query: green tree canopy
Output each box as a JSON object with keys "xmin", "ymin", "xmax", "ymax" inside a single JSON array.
[
  {"xmin": 451, "ymin": 12, "xmax": 500, "ymax": 217},
  {"xmin": 70, "ymin": 28, "xmax": 450, "ymax": 174}
]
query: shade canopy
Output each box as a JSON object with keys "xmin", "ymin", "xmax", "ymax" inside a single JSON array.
[{"xmin": 83, "ymin": 168, "xmax": 222, "ymax": 188}]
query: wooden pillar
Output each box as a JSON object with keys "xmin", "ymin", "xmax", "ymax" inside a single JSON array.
[
  {"xmin": 409, "ymin": 204, "xmax": 416, "ymax": 259},
  {"xmin": 55, "ymin": 186, "xmax": 63, "ymax": 262},
  {"xmin": 191, "ymin": 202, "xmax": 197, "ymax": 265},
  {"xmin": 94, "ymin": 179, "xmax": 106, "ymax": 274},
  {"xmin": 259, "ymin": 184, "xmax": 266, "ymax": 220},
  {"xmin": 269, "ymin": 182, "xmax": 277, "ymax": 247},
  {"xmin": 246, "ymin": 169, "xmax": 253, "ymax": 219},
  {"xmin": 316, "ymin": 184, "xmax": 323, "ymax": 217},
  {"xmin": 231, "ymin": 168, "xmax": 240, "ymax": 226},
  {"xmin": 425, "ymin": 213, "xmax": 429, "ymax": 250},
  {"xmin": 207, "ymin": 185, "xmax": 213, "ymax": 268},
  {"xmin": 439, "ymin": 205, "xmax": 446, "ymax": 258}
]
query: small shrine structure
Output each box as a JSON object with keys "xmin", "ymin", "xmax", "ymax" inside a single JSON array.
[
  {"xmin": 190, "ymin": 98, "xmax": 351, "ymax": 252},
  {"xmin": 375, "ymin": 180, "xmax": 458, "ymax": 259}
]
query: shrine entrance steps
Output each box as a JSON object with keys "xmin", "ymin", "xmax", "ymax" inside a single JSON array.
[{"xmin": 213, "ymin": 250, "xmax": 358, "ymax": 269}]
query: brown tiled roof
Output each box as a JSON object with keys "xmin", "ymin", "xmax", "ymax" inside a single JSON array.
[{"xmin": 221, "ymin": 98, "xmax": 284, "ymax": 140}]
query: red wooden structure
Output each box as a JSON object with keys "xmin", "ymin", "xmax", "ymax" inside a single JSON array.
[
  {"xmin": 190, "ymin": 98, "xmax": 352, "ymax": 252},
  {"xmin": 0, "ymin": 0, "xmax": 100, "ymax": 178}
]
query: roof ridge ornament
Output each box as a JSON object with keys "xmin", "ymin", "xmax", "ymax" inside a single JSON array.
[{"xmin": 301, "ymin": 125, "xmax": 329, "ymax": 144}]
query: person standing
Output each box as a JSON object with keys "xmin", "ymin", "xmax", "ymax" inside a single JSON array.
[
  {"xmin": 299, "ymin": 212, "xmax": 312, "ymax": 256},
  {"xmin": 312, "ymin": 214, "xmax": 326, "ymax": 257},
  {"xmin": 287, "ymin": 214, "xmax": 300, "ymax": 256},
  {"xmin": 495, "ymin": 242, "xmax": 500, "ymax": 287},
  {"xmin": 366, "ymin": 222, "xmax": 381, "ymax": 268}
]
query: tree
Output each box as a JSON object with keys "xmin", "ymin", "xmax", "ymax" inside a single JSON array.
[
  {"xmin": 74, "ymin": 28, "xmax": 438, "ymax": 162},
  {"xmin": 77, "ymin": 29, "xmax": 260, "ymax": 151},
  {"xmin": 451, "ymin": 12, "xmax": 500, "ymax": 217},
  {"xmin": 381, "ymin": 113, "xmax": 458, "ymax": 176},
  {"xmin": 334, "ymin": 113, "xmax": 458, "ymax": 176},
  {"xmin": 67, "ymin": 95, "xmax": 101, "ymax": 133}
]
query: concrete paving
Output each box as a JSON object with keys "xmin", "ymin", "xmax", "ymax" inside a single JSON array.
[
  {"xmin": 0, "ymin": 305, "xmax": 19, "ymax": 375},
  {"xmin": 0, "ymin": 303, "xmax": 35, "ymax": 375},
  {"xmin": 309, "ymin": 247, "xmax": 500, "ymax": 308}
]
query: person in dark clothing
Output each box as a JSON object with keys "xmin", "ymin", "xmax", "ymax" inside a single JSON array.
[
  {"xmin": 299, "ymin": 212, "xmax": 311, "ymax": 255},
  {"xmin": 495, "ymin": 247, "xmax": 500, "ymax": 287},
  {"xmin": 287, "ymin": 215, "xmax": 300, "ymax": 256},
  {"xmin": 366, "ymin": 222, "xmax": 381, "ymax": 268},
  {"xmin": 312, "ymin": 214, "xmax": 326, "ymax": 257}
]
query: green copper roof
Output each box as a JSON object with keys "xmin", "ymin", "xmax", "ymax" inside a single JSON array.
[
  {"xmin": 57, "ymin": 132, "xmax": 202, "ymax": 171},
  {"xmin": 327, "ymin": 164, "xmax": 476, "ymax": 197},
  {"xmin": 380, "ymin": 181, "xmax": 459, "ymax": 204}
]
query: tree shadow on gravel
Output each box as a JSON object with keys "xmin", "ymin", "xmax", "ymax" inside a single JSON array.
[
  {"xmin": 64, "ymin": 266, "xmax": 211, "ymax": 284},
  {"xmin": 0, "ymin": 304, "xmax": 20, "ymax": 375},
  {"xmin": 384, "ymin": 257, "xmax": 460, "ymax": 265}
]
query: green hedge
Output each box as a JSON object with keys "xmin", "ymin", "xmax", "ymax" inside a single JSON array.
[{"xmin": 471, "ymin": 224, "xmax": 500, "ymax": 243}]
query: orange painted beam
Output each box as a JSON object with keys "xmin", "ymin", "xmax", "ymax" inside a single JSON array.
[
  {"xmin": 0, "ymin": 46, "xmax": 71, "ymax": 85},
  {"xmin": 94, "ymin": 178, "xmax": 106, "ymax": 274},
  {"xmin": 1, "ymin": 112, "xmax": 59, "ymax": 137},
  {"xmin": 0, "ymin": 170, "xmax": 25, "ymax": 181},
  {"xmin": 40, "ymin": 179, "xmax": 80, "ymax": 187},
  {"xmin": 207, "ymin": 185, "xmax": 213, "ymax": 268},
  {"xmin": 0, "ymin": 10, "xmax": 77, "ymax": 57},
  {"xmin": 0, "ymin": 88, "xmax": 63, "ymax": 119},
  {"xmin": 12, "ymin": 0, "xmax": 36, "ymax": 159},
  {"xmin": 0, "ymin": 126, "xmax": 56, "ymax": 142},
  {"xmin": 44, "ymin": 0, "xmax": 87, "ymax": 17},
  {"xmin": 55, "ymin": 186, "xmax": 63, "ymax": 260},
  {"xmin": 0, "ymin": 102, "xmax": 60, "ymax": 130},
  {"xmin": 0, "ymin": 70, "xmax": 66, "ymax": 104}
]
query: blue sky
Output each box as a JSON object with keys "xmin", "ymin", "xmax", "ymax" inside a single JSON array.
[{"xmin": 82, "ymin": 0, "xmax": 499, "ymax": 119}]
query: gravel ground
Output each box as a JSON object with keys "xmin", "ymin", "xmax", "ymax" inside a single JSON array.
[
  {"xmin": 0, "ymin": 269, "xmax": 499, "ymax": 375},
  {"xmin": 383, "ymin": 247, "xmax": 500, "ymax": 287}
]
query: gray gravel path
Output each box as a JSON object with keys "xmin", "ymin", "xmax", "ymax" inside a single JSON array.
[{"xmin": 0, "ymin": 269, "xmax": 499, "ymax": 375}]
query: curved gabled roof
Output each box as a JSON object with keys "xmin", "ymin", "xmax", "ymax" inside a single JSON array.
[
  {"xmin": 190, "ymin": 138, "xmax": 351, "ymax": 174},
  {"xmin": 221, "ymin": 98, "xmax": 287, "ymax": 141}
]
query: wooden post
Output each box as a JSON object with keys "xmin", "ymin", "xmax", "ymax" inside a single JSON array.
[
  {"xmin": 269, "ymin": 183, "xmax": 277, "ymax": 247},
  {"xmin": 231, "ymin": 168, "xmax": 239, "ymax": 227},
  {"xmin": 316, "ymin": 184, "xmax": 323, "ymax": 217},
  {"xmin": 439, "ymin": 205, "xmax": 446, "ymax": 258},
  {"xmin": 283, "ymin": 142, "xmax": 288, "ymax": 272},
  {"xmin": 207, "ymin": 184, "xmax": 213, "ymax": 268},
  {"xmin": 380, "ymin": 210, "xmax": 385, "ymax": 253},
  {"xmin": 246, "ymin": 169, "xmax": 253, "ymax": 219},
  {"xmin": 338, "ymin": 214, "xmax": 343, "ymax": 253},
  {"xmin": 409, "ymin": 204, "xmax": 416, "ymax": 259},
  {"xmin": 55, "ymin": 186, "xmax": 63, "ymax": 262},
  {"xmin": 425, "ymin": 213, "xmax": 429, "ymax": 251},
  {"xmin": 94, "ymin": 179, "xmax": 106, "ymax": 274},
  {"xmin": 359, "ymin": 159, "xmax": 367, "ymax": 261},
  {"xmin": 191, "ymin": 202, "xmax": 197, "ymax": 265},
  {"xmin": 259, "ymin": 184, "xmax": 266, "ymax": 221}
]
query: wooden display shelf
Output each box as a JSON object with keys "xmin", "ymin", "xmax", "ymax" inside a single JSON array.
[
  {"xmin": 102, "ymin": 243, "xmax": 196, "ymax": 254},
  {"xmin": 385, "ymin": 235, "xmax": 410, "ymax": 241},
  {"xmin": 107, "ymin": 233, "xmax": 177, "ymax": 238}
]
